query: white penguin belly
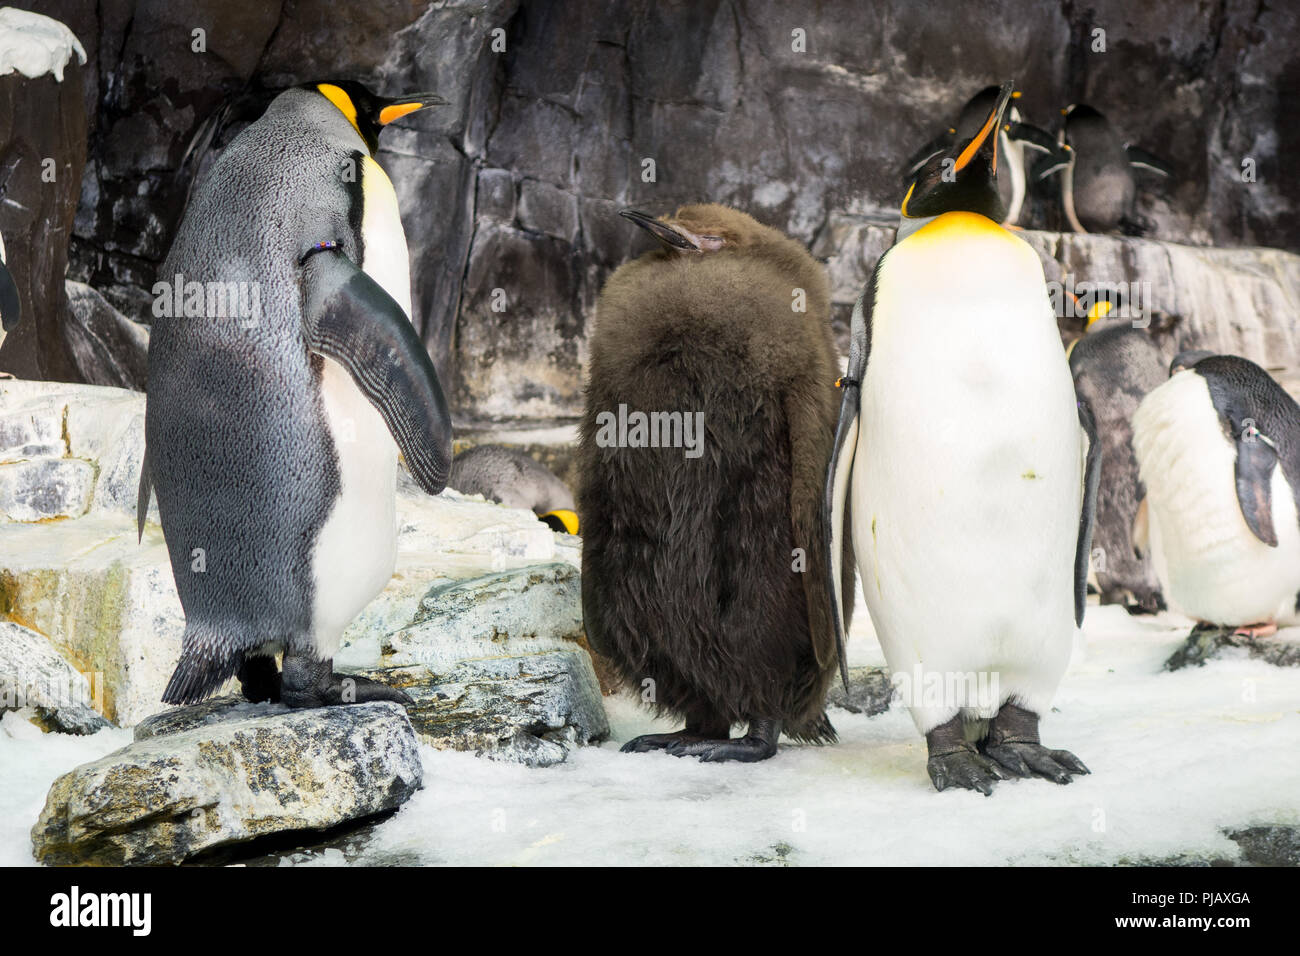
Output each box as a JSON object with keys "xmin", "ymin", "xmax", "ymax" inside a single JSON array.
[
  {"xmin": 1133, "ymin": 371, "xmax": 1300, "ymax": 626},
  {"xmin": 309, "ymin": 155, "xmax": 414, "ymax": 656},
  {"xmin": 851, "ymin": 218, "xmax": 1081, "ymax": 733}
]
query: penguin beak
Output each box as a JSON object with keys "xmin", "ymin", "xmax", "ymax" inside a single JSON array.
[
  {"xmin": 619, "ymin": 209, "xmax": 701, "ymax": 251},
  {"xmin": 953, "ymin": 82, "xmax": 1014, "ymax": 174},
  {"xmin": 378, "ymin": 93, "xmax": 449, "ymax": 126}
]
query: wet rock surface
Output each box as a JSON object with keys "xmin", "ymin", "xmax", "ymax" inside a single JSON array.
[{"xmin": 31, "ymin": 699, "xmax": 422, "ymax": 866}]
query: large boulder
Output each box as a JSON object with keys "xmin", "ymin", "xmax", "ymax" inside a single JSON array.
[
  {"xmin": 0, "ymin": 620, "xmax": 109, "ymax": 733},
  {"xmin": 31, "ymin": 699, "xmax": 421, "ymax": 865}
]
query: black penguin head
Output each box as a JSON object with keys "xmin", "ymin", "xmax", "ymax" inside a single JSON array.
[
  {"xmin": 1169, "ymin": 349, "xmax": 1217, "ymax": 376},
  {"xmin": 901, "ymin": 82, "xmax": 1014, "ymax": 224},
  {"xmin": 311, "ymin": 81, "xmax": 448, "ymax": 154},
  {"xmin": 618, "ymin": 204, "xmax": 773, "ymax": 254}
]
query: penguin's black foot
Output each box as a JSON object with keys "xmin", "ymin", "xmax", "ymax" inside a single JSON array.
[
  {"xmin": 280, "ymin": 655, "xmax": 413, "ymax": 709},
  {"xmin": 926, "ymin": 715, "xmax": 1005, "ymax": 795},
  {"xmin": 620, "ymin": 717, "xmax": 735, "ymax": 754},
  {"xmin": 980, "ymin": 702, "xmax": 1089, "ymax": 785},
  {"xmin": 663, "ymin": 718, "xmax": 781, "ymax": 763},
  {"xmin": 237, "ymin": 654, "xmax": 282, "ymax": 703}
]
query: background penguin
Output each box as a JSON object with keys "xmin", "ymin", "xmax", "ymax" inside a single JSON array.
[
  {"xmin": 1067, "ymin": 324, "xmax": 1166, "ymax": 613},
  {"xmin": 1132, "ymin": 354, "xmax": 1300, "ymax": 637},
  {"xmin": 1040, "ymin": 104, "xmax": 1173, "ymax": 234},
  {"xmin": 579, "ymin": 203, "xmax": 853, "ymax": 762},
  {"xmin": 827, "ymin": 84, "xmax": 1096, "ymax": 794},
  {"xmin": 0, "ymin": 231, "xmax": 19, "ymax": 355},
  {"xmin": 141, "ymin": 80, "xmax": 453, "ymax": 708},
  {"xmin": 448, "ymin": 444, "xmax": 578, "ymax": 533},
  {"xmin": 902, "ymin": 86, "xmax": 1062, "ymax": 228}
]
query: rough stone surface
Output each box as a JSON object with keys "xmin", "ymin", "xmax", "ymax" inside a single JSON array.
[
  {"xmin": 356, "ymin": 651, "xmax": 609, "ymax": 765},
  {"xmin": 825, "ymin": 665, "xmax": 896, "ymax": 718},
  {"xmin": 0, "ymin": 620, "xmax": 109, "ymax": 734},
  {"xmin": 0, "ymin": 457, "xmax": 93, "ymax": 520},
  {"xmin": 1164, "ymin": 627, "xmax": 1300, "ymax": 671},
  {"xmin": 31, "ymin": 699, "xmax": 422, "ymax": 865},
  {"xmin": 0, "ymin": 11, "xmax": 87, "ymax": 380},
  {"xmin": 63, "ymin": 280, "xmax": 149, "ymax": 390}
]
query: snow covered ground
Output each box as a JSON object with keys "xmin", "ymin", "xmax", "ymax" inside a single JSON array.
[{"xmin": 3, "ymin": 599, "xmax": 1298, "ymax": 867}]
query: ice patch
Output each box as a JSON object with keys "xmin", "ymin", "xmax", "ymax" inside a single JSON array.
[{"xmin": 0, "ymin": 8, "xmax": 87, "ymax": 82}]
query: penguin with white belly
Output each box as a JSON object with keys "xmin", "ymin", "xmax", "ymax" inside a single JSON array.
[
  {"xmin": 827, "ymin": 83, "xmax": 1097, "ymax": 794},
  {"xmin": 902, "ymin": 86, "xmax": 1062, "ymax": 228},
  {"xmin": 1132, "ymin": 354, "xmax": 1300, "ymax": 638},
  {"xmin": 141, "ymin": 81, "xmax": 454, "ymax": 708}
]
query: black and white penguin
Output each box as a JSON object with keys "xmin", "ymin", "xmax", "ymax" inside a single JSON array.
[
  {"xmin": 1041, "ymin": 104, "xmax": 1173, "ymax": 234},
  {"xmin": 0, "ymin": 231, "xmax": 19, "ymax": 347},
  {"xmin": 902, "ymin": 86, "xmax": 1061, "ymax": 227},
  {"xmin": 141, "ymin": 81, "xmax": 454, "ymax": 708},
  {"xmin": 1067, "ymin": 325, "xmax": 1166, "ymax": 613},
  {"xmin": 448, "ymin": 444, "xmax": 578, "ymax": 534},
  {"xmin": 579, "ymin": 203, "xmax": 853, "ymax": 762},
  {"xmin": 1132, "ymin": 354, "xmax": 1300, "ymax": 636},
  {"xmin": 827, "ymin": 83, "xmax": 1096, "ymax": 794}
]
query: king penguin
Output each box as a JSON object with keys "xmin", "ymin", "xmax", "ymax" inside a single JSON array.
[
  {"xmin": 1040, "ymin": 104, "xmax": 1173, "ymax": 234},
  {"xmin": 1067, "ymin": 324, "xmax": 1166, "ymax": 613},
  {"xmin": 902, "ymin": 86, "xmax": 1062, "ymax": 228},
  {"xmin": 141, "ymin": 80, "xmax": 454, "ymax": 708},
  {"xmin": 826, "ymin": 83, "xmax": 1097, "ymax": 794},
  {"xmin": 448, "ymin": 444, "xmax": 579, "ymax": 534},
  {"xmin": 579, "ymin": 203, "xmax": 853, "ymax": 762},
  {"xmin": 1132, "ymin": 354, "xmax": 1300, "ymax": 637},
  {"xmin": 0, "ymin": 231, "xmax": 20, "ymax": 352}
]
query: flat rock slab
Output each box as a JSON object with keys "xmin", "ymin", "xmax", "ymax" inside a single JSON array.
[
  {"xmin": 1164, "ymin": 628, "xmax": 1300, "ymax": 670},
  {"xmin": 31, "ymin": 699, "xmax": 421, "ymax": 865},
  {"xmin": 357, "ymin": 650, "xmax": 609, "ymax": 767}
]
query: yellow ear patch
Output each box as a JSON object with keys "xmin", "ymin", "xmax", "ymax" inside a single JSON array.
[
  {"xmin": 379, "ymin": 102, "xmax": 424, "ymax": 125},
  {"xmin": 541, "ymin": 509, "xmax": 579, "ymax": 535},
  {"xmin": 900, "ymin": 182, "xmax": 915, "ymax": 218},
  {"xmin": 317, "ymin": 83, "xmax": 363, "ymax": 141}
]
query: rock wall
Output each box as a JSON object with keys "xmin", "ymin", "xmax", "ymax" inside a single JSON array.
[{"xmin": 12, "ymin": 0, "xmax": 1300, "ymax": 420}]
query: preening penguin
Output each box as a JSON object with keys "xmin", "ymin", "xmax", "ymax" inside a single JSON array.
[
  {"xmin": 579, "ymin": 203, "xmax": 852, "ymax": 762},
  {"xmin": 1132, "ymin": 355, "xmax": 1300, "ymax": 636},
  {"xmin": 142, "ymin": 80, "xmax": 453, "ymax": 708},
  {"xmin": 902, "ymin": 86, "xmax": 1061, "ymax": 227},
  {"xmin": 827, "ymin": 84, "xmax": 1095, "ymax": 794},
  {"xmin": 1041, "ymin": 104, "xmax": 1173, "ymax": 234},
  {"xmin": 1067, "ymin": 325, "xmax": 1166, "ymax": 613},
  {"xmin": 448, "ymin": 444, "xmax": 579, "ymax": 534}
]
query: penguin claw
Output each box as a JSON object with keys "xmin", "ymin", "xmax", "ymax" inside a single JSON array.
[
  {"xmin": 663, "ymin": 735, "xmax": 778, "ymax": 763},
  {"xmin": 984, "ymin": 741, "xmax": 1089, "ymax": 784},
  {"xmin": 620, "ymin": 732, "xmax": 708, "ymax": 753},
  {"xmin": 926, "ymin": 748, "xmax": 1005, "ymax": 796}
]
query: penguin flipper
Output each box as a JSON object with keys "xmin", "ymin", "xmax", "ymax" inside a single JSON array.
[
  {"xmin": 1125, "ymin": 145, "xmax": 1174, "ymax": 177},
  {"xmin": 1234, "ymin": 432, "xmax": 1279, "ymax": 547},
  {"xmin": 0, "ymin": 258, "xmax": 20, "ymax": 331},
  {"xmin": 136, "ymin": 444, "xmax": 152, "ymax": 543},
  {"xmin": 824, "ymin": 277, "xmax": 876, "ymax": 688},
  {"xmin": 302, "ymin": 249, "xmax": 453, "ymax": 496},
  {"xmin": 1074, "ymin": 399, "xmax": 1102, "ymax": 626}
]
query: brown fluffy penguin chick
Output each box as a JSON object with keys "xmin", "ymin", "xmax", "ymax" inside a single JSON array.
[{"xmin": 577, "ymin": 203, "xmax": 854, "ymax": 763}]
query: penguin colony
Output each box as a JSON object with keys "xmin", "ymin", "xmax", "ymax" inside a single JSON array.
[{"xmin": 108, "ymin": 71, "xmax": 1274, "ymax": 795}]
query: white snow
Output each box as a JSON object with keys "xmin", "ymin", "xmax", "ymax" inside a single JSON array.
[
  {"xmin": 0, "ymin": 7, "xmax": 87, "ymax": 82},
  {"xmin": 2, "ymin": 600, "xmax": 1297, "ymax": 866}
]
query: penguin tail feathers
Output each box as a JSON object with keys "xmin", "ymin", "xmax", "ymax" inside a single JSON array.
[
  {"xmin": 784, "ymin": 711, "xmax": 838, "ymax": 746},
  {"xmin": 161, "ymin": 624, "xmax": 241, "ymax": 705}
]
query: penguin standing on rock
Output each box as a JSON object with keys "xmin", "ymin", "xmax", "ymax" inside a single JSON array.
[
  {"xmin": 1132, "ymin": 354, "xmax": 1300, "ymax": 637},
  {"xmin": 1067, "ymin": 325, "xmax": 1166, "ymax": 613},
  {"xmin": 1040, "ymin": 104, "xmax": 1173, "ymax": 234},
  {"xmin": 903, "ymin": 86, "xmax": 1061, "ymax": 227},
  {"xmin": 579, "ymin": 203, "xmax": 853, "ymax": 762},
  {"xmin": 142, "ymin": 81, "xmax": 453, "ymax": 708},
  {"xmin": 827, "ymin": 84, "xmax": 1096, "ymax": 794}
]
